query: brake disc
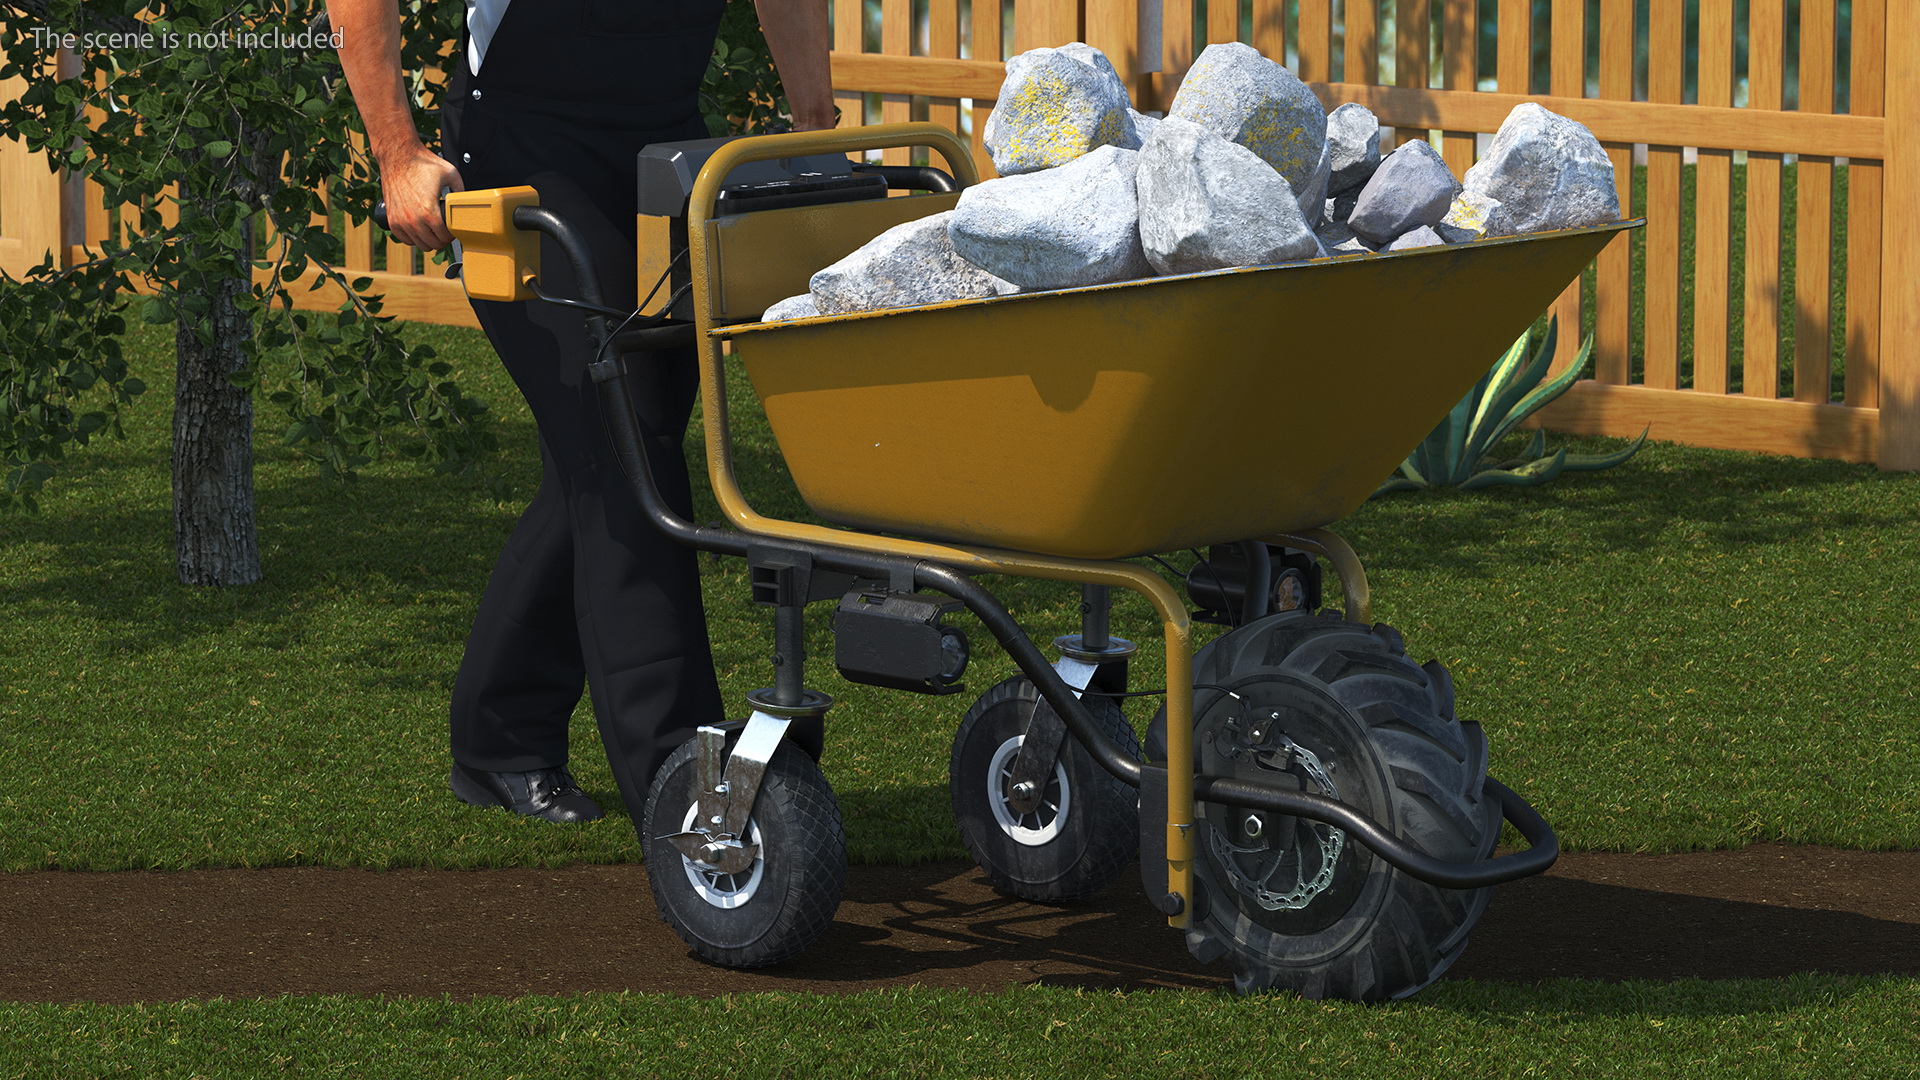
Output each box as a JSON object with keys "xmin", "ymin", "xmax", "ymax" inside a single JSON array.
[{"xmin": 1205, "ymin": 722, "xmax": 1346, "ymax": 911}]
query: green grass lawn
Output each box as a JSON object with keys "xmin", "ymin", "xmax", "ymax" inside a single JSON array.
[
  {"xmin": 4, "ymin": 316, "xmax": 1913, "ymax": 871},
  {"xmin": 3, "ymin": 295, "xmax": 1916, "ymax": 1073},
  {"xmin": 5, "ymin": 976, "xmax": 1919, "ymax": 1079}
]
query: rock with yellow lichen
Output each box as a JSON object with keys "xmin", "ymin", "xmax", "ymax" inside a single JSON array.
[
  {"xmin": 1165, "ymin": 42, "xmax": 1328, "ymax": 202},
  {"xmin": 1137, "ymin": 118, "xmax": 1319, "ymax": 275},
  {"xmin": 1439, "ymin": 190, "xmax": 1516, "ymax": 241},
  {"xmin": 983, "ymin": 45, "xmax": 1140, "ymax": 175},
  {"xmin": 1451, "ymin": 103, "xmax": 1620, "ymax": 237}
]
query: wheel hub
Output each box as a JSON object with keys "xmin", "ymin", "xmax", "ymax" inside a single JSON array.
[
  {"xmin": 676, "ymin": 804, "xmax": 765, "ymax": 908},
  {"xmin": 986, "ymin": 734, "xmax": 1071, "ymax": 846}
]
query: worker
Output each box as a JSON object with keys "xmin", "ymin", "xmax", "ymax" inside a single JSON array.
[{"xmin": 327, "ymin": 0, "xmax": 833, "ymax": 826}]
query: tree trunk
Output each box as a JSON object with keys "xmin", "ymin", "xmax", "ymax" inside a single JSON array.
[{"xmin": 171, "ymin": 216, "xmax": 261, "ymax": 587}]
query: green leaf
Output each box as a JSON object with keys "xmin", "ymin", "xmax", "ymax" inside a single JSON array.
[
  {"xmin": 1463, "ymin": 317, "xmax": 1558, "ymax": 471},
  {"xmin": 1372, "ymin": 475, "xmax": 1426, "ymax": 497},
  {"xmin": 1440, "ymin": 390, "xmax": 1476, "ymax": 484},
  {"xmin": 1561, "ymin": 426, "xmax": 1651, "ymax": 473},
  {"xmin": 1459, "ymin": 447, "xmax": 1569, "ymax": 490},
  {"xmin": 1483, "ymin": 333, "xmax": 1594, "ymax": 451}
]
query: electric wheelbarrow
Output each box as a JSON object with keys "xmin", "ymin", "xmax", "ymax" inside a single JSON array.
[{"xmin": 440, "ymin": 122, "xmax": 1641, "ymax": 1000}]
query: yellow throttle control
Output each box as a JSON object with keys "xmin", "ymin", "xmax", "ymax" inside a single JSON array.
[{"xmin": 444, "ymin": 186, "xmax": 541, "ymax": 303}]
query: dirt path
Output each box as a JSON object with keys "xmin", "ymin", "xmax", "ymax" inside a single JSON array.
[{"xmin": 4, "ymin": 845, "xmax": 1916, "ymax": 1004}]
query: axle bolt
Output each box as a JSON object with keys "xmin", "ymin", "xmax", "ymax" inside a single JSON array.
[
  {"xmin": 1011, "ymin": 781, "xmax": 1037, "ymax": 801},
  {"xmin": 1243, "ymin": 813, "xmax": 1265, "ymax": 839}
]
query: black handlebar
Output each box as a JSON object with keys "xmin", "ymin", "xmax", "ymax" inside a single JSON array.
[{"xmin": 850, "ymin": 163, "xmax": 960, "ymax": 193}]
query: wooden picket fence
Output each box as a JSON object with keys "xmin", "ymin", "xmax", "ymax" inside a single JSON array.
[{"xmin": 4, "ymin": 1, "xmax": 1916, "ymax": 468}]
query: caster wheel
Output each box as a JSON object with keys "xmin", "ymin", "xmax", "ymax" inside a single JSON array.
[
  {"xmin": 949, "ymin": 675, "xmax": 1141, "ymax": 903},
  {"xmin": 643, "ymin": 736, "xmax": 845, "ymax": 968},
  {"xmin": 1149, "ymin": 610, "xmax": 1500, "ymax": 1001}
]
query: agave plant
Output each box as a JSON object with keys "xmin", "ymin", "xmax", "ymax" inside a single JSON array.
[{"xmin": 1374, "ymin": 316, "xmax": 1647, "ymax": 495}]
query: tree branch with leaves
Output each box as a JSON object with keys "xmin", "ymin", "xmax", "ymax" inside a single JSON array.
[
  {"xmin": 0, "ymin": 0, "xmax": 792, "ymax": 586},
  {"xmin": 0, "ymin": 0, "xmax": 489, "ymax": 586}
]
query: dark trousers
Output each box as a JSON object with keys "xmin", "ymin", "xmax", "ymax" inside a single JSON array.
[{"xmin": 440, "ymin": 0, "xmax": 728, "ymax": 824}]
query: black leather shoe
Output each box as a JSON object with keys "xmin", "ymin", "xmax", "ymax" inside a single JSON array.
[{"xmin": 449, "ymin": 762, "xmax": 605, "ymax": 823}]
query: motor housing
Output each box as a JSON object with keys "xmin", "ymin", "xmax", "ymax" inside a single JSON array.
[
  {"xmin": 831, "ymin": 589, "xmax": 970, "ymax": 695},
  {"xmin": 1186, "ymin": 543, "xmax": 1325, "ymax": 626}
]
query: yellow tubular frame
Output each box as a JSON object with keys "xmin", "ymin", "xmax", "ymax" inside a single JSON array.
[{"xmin": 683, "ymin": 124, "xmax": 1197, "ymax": 926}]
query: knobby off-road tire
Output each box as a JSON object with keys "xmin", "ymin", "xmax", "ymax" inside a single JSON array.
[
  {"xmin": 949, "ymin": 675, "xmax": 1142, "ymax": 903},
  {"xmin": 643, "ymin": 737, "xmax": 846, "ymax": 968},
  {"xmin": 1149, "ymin": 610, "xmax": 1499, "ymax": 1001}
]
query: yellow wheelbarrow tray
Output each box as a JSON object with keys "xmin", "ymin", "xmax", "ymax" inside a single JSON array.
[
  {"xmin": 719, "ymin": 217, "xmax": 1638, "ymax": 561},
  {"xmin": 469, "ymin": 122, "xmax": 1630, "ymax": 991}
]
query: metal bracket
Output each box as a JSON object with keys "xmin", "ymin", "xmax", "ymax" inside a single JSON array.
[
  {"xmin": 1136, "ymin": 763, "xmax": 1188, "ymax": 919},
  {"xmin": 1004, "ymin": 655, "xmax": 1098, "ymax": 815},
  {"xmin": 660, "ymin": 711, "xmax": 792, "ymax": 875},
  {"xmin": 746, "ymin": 543, "xmax": 856, "ymax": 606}
]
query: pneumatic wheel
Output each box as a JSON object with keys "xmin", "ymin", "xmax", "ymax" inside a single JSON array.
[
  {"xmin": 642, "ymin": 736, "xmax": 846, "ymax": 968},
  {"xmin": 1147, "ymin": 610, "xmax": 1499, "ymax": 1001},
  {"xmin": 949, "ymin": 675, "xmax": 1142, "ymax": 903}
]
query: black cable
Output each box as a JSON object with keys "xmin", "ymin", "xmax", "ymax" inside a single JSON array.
[
  {"xmin": 637, "ymin": 248, "xmax": 689, "ymax": 315},
  {"xmin": 595, "ymin": 307, "xmax": 646, "ymax": 368},
  {"xmin": 1076, "ymin": 682, "xmax": 1249, "ymax": 702},
  {"xmin": 1145, "ymin": 553, "xmax": 1186, "ymax": 581},
  {"xmin": 590, "ymin": 280, "xmax": 695, "ymax": 371},
  {"xmin": 1192, "ymin": 683, "xmax": 1247, "ymax": 701},
  {"xmin": 528, "ymin": 279, "xmax": 633, "ymax": 320}
]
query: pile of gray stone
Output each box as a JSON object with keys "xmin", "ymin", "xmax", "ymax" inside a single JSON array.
[{"xmin": 764, "ymin": 43, "xmax": 1619, "ymax": 321}]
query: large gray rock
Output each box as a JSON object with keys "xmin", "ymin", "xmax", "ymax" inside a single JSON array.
[
  {"xmin": 762, "ymin": 293, "xmax": 819, "ymax": 321},
  {"xmin": 810, "ymin": 211, "xmax": 1018, "ymax": 315},
  {"xmin": 984, "ymin": 45, "xmax": 1139, "ymax": 175},
  {"xmin": 1166, "ymin": 42, "xmax": 1327, "ymax": 197},
  {"xmin": 1325, "ymin": 103, "xmax": 1382, "ymax": 195},
  {"xmin": 949, "ymin": 145, "xmax": 1153, "ymax": 290},
  {"xmin": 1459, "ymin": 103, "xmax": 1620, "ymax": 235},
  {"xmin": 1346, "ymin": 138, "xmax": 1461, "ymax": 244},
  {"xmin": 1136, "ymin": 118, "xmax": 1319, "ymax": 275}
]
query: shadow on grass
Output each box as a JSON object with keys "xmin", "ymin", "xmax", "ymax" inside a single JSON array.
[
  {"xmin": 0, "ymin": 443, "xmax": 518, "ymax": 658},
  {"xmin": 1452, "ymin": 875, "xmax": 1920, "ymax": 988}
]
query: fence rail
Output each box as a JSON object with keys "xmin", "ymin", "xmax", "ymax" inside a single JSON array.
[{"xmin": 3, "ymin": 1, "xmax": 1915, "ymax": 468}]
